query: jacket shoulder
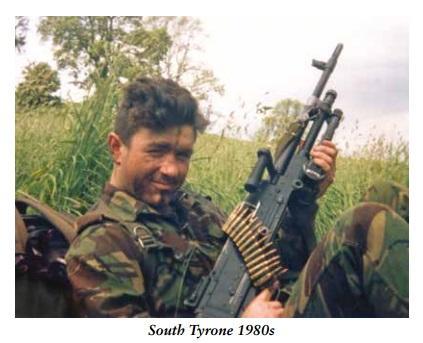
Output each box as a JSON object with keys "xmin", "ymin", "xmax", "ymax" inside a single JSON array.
[{"xmin": 66, "ymin": 213, "xmax": 140, "ymax": 263}]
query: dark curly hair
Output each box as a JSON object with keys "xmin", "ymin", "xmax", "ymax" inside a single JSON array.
[{"xmin": 115, "ymin": 77, "xmax": 209, "ymax": 144}]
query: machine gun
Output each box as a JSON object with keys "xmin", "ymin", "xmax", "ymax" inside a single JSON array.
[{"xmin": 186, "ymin": 43, "xmax": 344, "ymax": 317}]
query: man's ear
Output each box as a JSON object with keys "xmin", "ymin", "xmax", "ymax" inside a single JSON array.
[{"xmin": 108, "ymin": 132, "xmax": 125, "ymax": 165}]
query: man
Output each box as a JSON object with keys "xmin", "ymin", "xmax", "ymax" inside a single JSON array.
[{"xmin": 65, "ymin": 76, "xmax": 338, "ymax": 317}]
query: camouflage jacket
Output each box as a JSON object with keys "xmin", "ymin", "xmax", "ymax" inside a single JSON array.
[
  {"xmin": 65, "ymin": 184, "xmax": 227, "ymax": 317},
  {"xmin": 66, "ymin": 183, "xmax": 318, "ymax": 317},
  {"xmin": 283, "ymin": 180, "xmax": 409, "ymax": 317}
]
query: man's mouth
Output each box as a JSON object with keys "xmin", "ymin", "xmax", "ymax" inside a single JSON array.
[{"xmin": 151, "ymin": 181, "xmax": 177, "ymax": 191}]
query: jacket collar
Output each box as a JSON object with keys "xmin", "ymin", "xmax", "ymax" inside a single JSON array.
[{"xmin": 99, "ymin": 183, "xmax": 179, "ymax": 222}]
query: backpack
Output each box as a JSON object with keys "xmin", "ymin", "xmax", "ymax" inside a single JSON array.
[{"xmin": 15, "ymin": 195, "xmax": 78, "ymax": 317}]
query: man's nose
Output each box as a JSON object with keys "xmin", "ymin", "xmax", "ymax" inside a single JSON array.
[{"xmin": 159, "ymin": 155, "xmax": 179, "ymax": 178}]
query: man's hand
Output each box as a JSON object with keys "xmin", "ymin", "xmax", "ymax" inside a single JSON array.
[
  {"xmin": 310, "ymin": 140, "xmax": 338, "ymax": 197},
  {"xmin": 241, "ymin": 288, "xmax": 284, "ymax": 318}
]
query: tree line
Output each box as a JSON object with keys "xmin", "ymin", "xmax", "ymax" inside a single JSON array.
[{"xmin": 15, "ymin": 16, "xmax": 302, "ymax": 145}]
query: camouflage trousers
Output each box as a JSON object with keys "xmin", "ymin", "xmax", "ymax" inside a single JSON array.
[{"xmin": 283, "ymin": 182, "xmax": 409, "ymax": 317}]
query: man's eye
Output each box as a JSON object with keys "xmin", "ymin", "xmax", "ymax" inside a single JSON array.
[
  {"xmin": 177, "ymin": 152, "xmax": 192, "ymax": 161},
  {"xmin": 148, "ymin": 149, "xmax": 165, "ymax": 157}
]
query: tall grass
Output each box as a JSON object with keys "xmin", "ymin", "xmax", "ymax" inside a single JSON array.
[
  {"xmin": 15, "ymin": 82, "xmax": 408, "ymax": 238},
  {"xmin": 188, "ymin": 133, "xmax": 408, "ymax": 239},
  {"xmin": 16, "ymin": 78, "xmax": 119, "ymax": 215},
  {"xmin": 315, "ymin": 139, "xmax": 408, "ymax": 238},
  {"xmin": 187, "ymin": 134, "xmax": 261, "ymax": 212}
]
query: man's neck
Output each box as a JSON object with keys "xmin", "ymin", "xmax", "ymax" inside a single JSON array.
[{"xmin": 109, "ymin": 168, "xmax": 128, "ymax": 193}]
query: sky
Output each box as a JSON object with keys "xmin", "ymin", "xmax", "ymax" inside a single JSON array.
[
  {"xmin": 15, "ymin": 16, "xmax": 409, "ymax": 153},
  {"xmin": 199, "ymin": 16, "xmax": 409, "ymax": 150}
]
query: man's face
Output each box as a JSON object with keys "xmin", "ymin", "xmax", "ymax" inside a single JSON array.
[{"xmin": 110, "ymin": 125, "xmax": 195, "ymax": 208}]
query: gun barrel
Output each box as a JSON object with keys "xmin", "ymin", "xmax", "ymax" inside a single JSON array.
[
  {"xmin": 312, "ymin": 43, "xmax": 343, "ymax": 98},
  {"xmin": 322, "ymin": 108, "xmax": 343, "ymax": 141}
]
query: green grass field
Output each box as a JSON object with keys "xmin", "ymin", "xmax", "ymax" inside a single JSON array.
[{"xmin": 16, "ymin": 90, "xmax": 408, "ymax": 239}]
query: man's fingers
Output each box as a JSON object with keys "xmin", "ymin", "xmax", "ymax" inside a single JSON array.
[
  {"xmin": 310, "ymin": 141, "xmax": 338, "ymax": 173},
  {"xmin": 242, "ymin": 289, "xmax": 284, "ymax": 317},
  {"xmin": 256, "ymin": 288, "xmax": 272, "ymax": 301},
  {"xmin": 267, "ymin": 306, "xmax": 284, "ymax": 318},
  {"xmin": 268, "ymin": 301, "xmax": 284, "ymax": 309},
  {"xmin": 319, "ymin": 139, "xmax": 338, "ymax": 151},
  {"xmin": 312, "ymin": 155, "xmax": 333, "ymax": 172},
  {"xmin": 311, "ymin": 140, "xmax": 339, "ymax": 198},
  {"xmin": 273, "ymin": 308, "xmax": 284, "ymax": 317},
  {"xmin": 310, "ymin": 150, "xmax": 334, "ymax": 164},
  {"xmin": 311, "ymin": 143, "xmax": 338, "ymax": 159}
]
